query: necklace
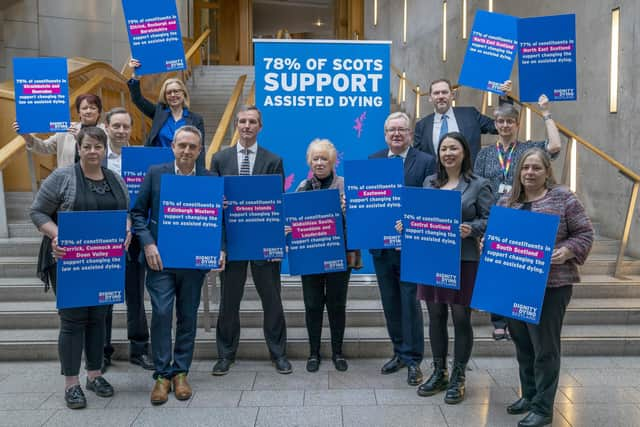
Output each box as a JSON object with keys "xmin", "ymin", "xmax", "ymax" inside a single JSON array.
[{"xmin": 87, "ymin": 178, "xmax": 111, "ymax": 195}]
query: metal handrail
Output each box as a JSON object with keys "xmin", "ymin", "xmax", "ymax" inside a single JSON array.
[
  {"xmin": 205, "ymin": 74, "xmax": 247, "ymax": 168},
  {"xmin": 391, "ymin": 65, "xmax": 640, "ymax": 278}
]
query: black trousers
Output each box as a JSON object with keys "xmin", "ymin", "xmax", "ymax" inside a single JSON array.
[
  {"xmin": 508, "ymin": 285, "xmax": 572, "ymax": 417},
  {"xmin": 426, "ymin": 303, "xmax": 473, "ymax": 364},
  {"xmin": 216, "ymin": 260, "xmax": 287, "ymax": 360},
  {"xmin": 59, "ymin": 305, "xmax": 110, "ymax": 376},
  {"xmin": 104, "ymin": 238, "xmax": 149, "ymax": 358},
  {"xmin": 301, "ymin": 269, "xmax": 351, "ymax": 356}
]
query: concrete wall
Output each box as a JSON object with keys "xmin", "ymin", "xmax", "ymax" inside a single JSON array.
[
  {"xmin": 364, "ymin": 0, "xmax": 640, "ymax": 256},
  {"xmin": 0, "ymin": 0, "xmax": 192, "ymax": 80}
]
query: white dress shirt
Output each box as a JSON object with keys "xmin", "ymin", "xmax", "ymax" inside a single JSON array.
[{"xmin": 236, "ymin": 141, "xmax": 258, "ymax": 175}]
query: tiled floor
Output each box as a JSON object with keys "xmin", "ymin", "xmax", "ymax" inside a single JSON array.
[{"xmin": 1, "ymin": 357, "xmax": 640, "ymax": 426}]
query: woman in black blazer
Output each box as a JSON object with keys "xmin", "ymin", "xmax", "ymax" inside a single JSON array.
[{"xmin": 127, "ymin": 58, "xmax": 206, "ymax": 168}]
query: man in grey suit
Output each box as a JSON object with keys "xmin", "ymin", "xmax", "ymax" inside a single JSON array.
[
  {"xmin": 414, "ymin": 79, "xmax": 511, "ymax": 163},
  {"xmin": 209, "ymin": 106, "xmax": 291, "ymax": 375}
]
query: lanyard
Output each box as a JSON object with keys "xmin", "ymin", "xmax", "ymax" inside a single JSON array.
[{"xmin": 496, "ymin": 141, "xmax": 516, "ymax": 180}]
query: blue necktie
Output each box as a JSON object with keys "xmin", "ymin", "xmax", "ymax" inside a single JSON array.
[{"xmin": 439, "ymin": 114, "xmax": 449, "ymax": 140}]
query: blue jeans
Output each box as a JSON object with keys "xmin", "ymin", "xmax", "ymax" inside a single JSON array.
[{"xmin": 146, "ymin": 268, "xmax": 206, "ymax": 379}]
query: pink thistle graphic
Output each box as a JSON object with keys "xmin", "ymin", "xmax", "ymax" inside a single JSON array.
[
  {"xmin": 284, "ymin": 173, "xmax": 295, "ymax": 191},
  {"xmin": 306, "ymin": 169, "xmax": 314, "ymax": 179},
  {"xmin": 353, "ymin": 112, "xmax": 367, "ymax": 138}
]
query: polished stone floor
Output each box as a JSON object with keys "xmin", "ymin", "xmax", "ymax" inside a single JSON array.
[{"xmin": 1, "ymin": 357, "xmax": 640, "ymax": 426}]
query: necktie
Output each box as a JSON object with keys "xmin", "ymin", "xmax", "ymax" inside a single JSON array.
[
  {"xmin": 240, "ymin": 148, "xmax": 251, "ymax": 175},
  {"xmin": 439, "ymin": 114, "xmax": 449, "ymax": 140}
]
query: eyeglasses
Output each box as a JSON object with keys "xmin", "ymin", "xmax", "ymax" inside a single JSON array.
[
  {"xmin": 496, "ymin": 118, "xmax": 517, "ymax": 125},
  {"xmin": 385, "ymin": 127, "xmax": 410, "ymax": 134},
  {"xmin": 166, "ymin": 89, "xmax": 184, "ymax": 96}
]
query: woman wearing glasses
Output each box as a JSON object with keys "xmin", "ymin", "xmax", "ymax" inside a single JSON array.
[
  {"xmin": 473, "ymin": 94, "xmax": 562, "ymax": 341},
  {"xmin": 127, "ymin": 58, "xmax": 206, "ymax": 168}
]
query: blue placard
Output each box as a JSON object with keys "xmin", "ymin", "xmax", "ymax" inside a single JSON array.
[
  {"xmin": 121, "ymin": 147, "xmax": 175, "ymax": 208},
  {"xmin": 13, "ymin": 57, "xmax": 70, "ymax": 134},
  {"xmin": 400, "ymin": 187, "xmax": 461, "ymax": 289},
  {"xmin": 284, "ymin": 189, "xmax": 346, "ymax": 276},
  {"xmin": 122, "ymin": 0, "xmax": 186, "ymax": 76},
  {"xmin": 56, "ymin": 210, "xmax": 127, "ymax": 309},
  {"xmin": 471, "ymin": 206, "xmax": 559, "ymax": 325},
  {"xmin": 224, "ymin": 175, "xmax": 285, "ymax": 261},
  {"xmin": 157, "ymin": 175, "xmax": 224, "ymax": 269},
  {"xmin": 254, "ymin": 40, "xmax": 391, "ymax": 193},
  {"xmin": 459, "ymin": 11, "xmax": 519, "ymax": 94},
  {"xmin": 344, "ymin": 158, "xmax": 403, "ymax": 250},
  {"xmin": 518, "ymin": 14, "xmax": 577, "ymax": 102}
]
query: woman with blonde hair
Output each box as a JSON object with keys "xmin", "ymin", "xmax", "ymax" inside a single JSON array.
[
  {"xmin": 127, "ymin": 58, "xmax": 206, "ymax": 168},
  {"xmin": 292, "ymin": 138, "xmax": 358, "ymax": 372}
]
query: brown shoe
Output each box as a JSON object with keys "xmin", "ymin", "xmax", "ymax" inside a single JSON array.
[
  {"xmin": 150, "ymin": 377, "xmax": 171, "ymax": 405},
  {"xmin": 172, "ymin": 373, "xmax": 192, "ymax": 401}
]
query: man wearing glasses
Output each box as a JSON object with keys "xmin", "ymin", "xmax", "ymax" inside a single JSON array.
[
  {"xmin": 414, "ymin": 79, "xmax": 512, "ymax": 163},
  {"xmin": 368, "ymin": 112, "xmax": 436, "ymax": 386}
]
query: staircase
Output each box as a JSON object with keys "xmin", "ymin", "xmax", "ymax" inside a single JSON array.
[
  {"xmin": 1, "ymin": 192, "xmax": 640, "ymax": 361},
  {"xmin": 187, "ymin": 65, "xmax": 254, "ymax": 151}
]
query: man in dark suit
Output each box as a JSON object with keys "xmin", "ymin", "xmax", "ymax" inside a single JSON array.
[
  {"xmin": 209, "ymin": 105, "xmax": 291, "ymax": 375},
  {"xmin": 102, "ymin": 108, "xmax": 153, "ymax": 372},
  {"xmin": 414, "ymin": 79, "xmax": 502, "ymax": 163},
  {"xmin": 131, "ymin": 125, "xmax": 224, "ymax": 405},
  {"xmin": 370, "ymin": 112, "xmax": 436, "ymax": 386}
]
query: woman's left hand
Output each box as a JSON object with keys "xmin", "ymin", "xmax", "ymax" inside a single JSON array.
[
  {"xmin": 551, "ymin": 246, "xmax": 574, "ymax": 264},
  {"xmin": 51, "ymin": 236, "xmax": 66, "ymax": 260},
  {"xmin": 395, "ymin": 219, "xmax": 403, "ymax": 234},
  {"xmin": 460, "ymin": 223, "xmax": 472, "ymax": 239},
  {"xmin": 538, "ymin": 94, "xmax": 550, "ymax": 113}
]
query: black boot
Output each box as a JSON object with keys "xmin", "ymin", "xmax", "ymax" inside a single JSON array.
[
  {"xmin": 417, "ymin": 358, "xmax": 448, "ymax": 397},
  {"xmin": 444, "ymin": 362, "xmax": 466, "ymax": 404}
]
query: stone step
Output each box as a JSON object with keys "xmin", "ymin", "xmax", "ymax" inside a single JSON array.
[
  {"xmin": 1, "ymin": 324, "xmax": 638, "ymax": 361},
  {"xmin": 2, "ymin": 274, "xmax": 640, "ymax": 302},
  {"xmin": 0, "ymin": 256, "xmax": 37, "ymax": 277},
  {"xmin": 2, "ymin": 297, "xmax": 640, "ymax": 329},
  {"xmin": 8, "ymin": 222, "xmax": 39, "ymax": 238},
  {"xmin": 0, "ymin": 237, "xmax": 40, "ymax": 257}
]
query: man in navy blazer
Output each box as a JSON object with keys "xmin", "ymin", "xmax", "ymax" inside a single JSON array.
[
  {"xmin": 132, "ymin": 125, "xmax": 223, "ymax": 405},
  {"xmin": 369, "ymin": 112, "xmax": 436, "ymax": 386},
  {"xmin": 209, "ymin": 106, "xmax": 291, "ymax": 376},
  {"xmin": 413, "ymin": 79, "xmax": 498, "ymax": 163}
]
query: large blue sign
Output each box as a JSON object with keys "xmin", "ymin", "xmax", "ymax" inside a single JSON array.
[
  {"xmin": 518, "ymin": 14, "xmax": 577, "ymax": 102},
  {"xmin": 121, "ymin": 147, "xmax": 174, "ymax": 208},
  {"xmin": 157, "ymin": 175, "xmax": 224, "ymax": 269},
  {"xmin": 284, "ymin": 189, "xmax": 346, "ymax": 276},
  {"xmin": 471, "ymin": 206, "xmax": 559, "ymax": 325},
  {"xmin": 122, "ymin": 0, "xmax": 186, "ymax": 76},
  {"xmin": 458, "ymin": 11, "xmax": 518, "ymax": 94},
  {"xmin": 224, "ymin": 175, "xmax": 285, "ymax": 261},
  {"xmin": 57, "ymin": 210, "xmax": 127, "ymax": 309},
  {"xmin": 13, "ymin": 57, "xmax": 70, "ymax": 134},
  {"xmin": 344, "ymin": 158, "xmax": 403, "ymax": 250},
  {"xmin": 254, "ymin": 40, "xmax": 391, "ymax": 193},
  {"xmin": 400, "ymin": 187, "xmax": 461, "ymax": 289}
]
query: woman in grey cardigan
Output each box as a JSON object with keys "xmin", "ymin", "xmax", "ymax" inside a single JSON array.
[
  {"xmin": 412, "ymin": 132, "xmax": 494, "ymax": 404},
  {"xmin": 30, "ymin": 127, "xmax": 130, "ymax": 410}
]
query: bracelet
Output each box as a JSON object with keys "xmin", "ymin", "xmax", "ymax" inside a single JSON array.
[{"xmin": 543, "ymin": 114, "xmax": 553, "ymax": 121}]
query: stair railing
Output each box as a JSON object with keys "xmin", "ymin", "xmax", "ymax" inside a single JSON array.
[{"xmin": 392, "ymin": 66, "xmax": 640, "ymax": 279}]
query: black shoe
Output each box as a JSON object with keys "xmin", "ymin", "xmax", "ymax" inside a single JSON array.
[
  {"xmin": 274, "ymin": 357, "xmax": 293, "ymax": 374},
  {"xmin": 518, "ymin": 412, "xmax": 552, "ymax": 427},
  {"xmin": 306, "ymin": 355, "xmax": 321, "ymax": 373},
  {"xmin": 417, "ymin": 358, "xmax": 449, "ymax": 396},
  {"xmin": 101, "ymin": 356, "xmax": 112, "ymax": 374},
  {"xmin": 130, "ymin": 354, "xmax": 155, "ymax": 371},
  {"xmin": 86, "ymin": 376, "xmax": 114, "ymax": 398},
  {"xmin": 381, "ymin": 355, "xmax": 406, "ymax": 374},
  {"xmin": 211, "ymin": 358, "xmax": 234, "ymax": 376},
  {"xmin": 407, "ymin": 364, "xmax": 423, "ymax": 386},
  {"xmin": 444, "ymin": 362, "xmax": 466, "ymax": 404},
  {"xmin": 64, "ymin": 384, "xmax": 87, "ymax": 409},
  {"xmin": 332, "ymin": 354, "xmax": 348, "ymax": 372},
  {"xmin": 507, "ymin": 397, "xmax": 532, "ymax": 415}
]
